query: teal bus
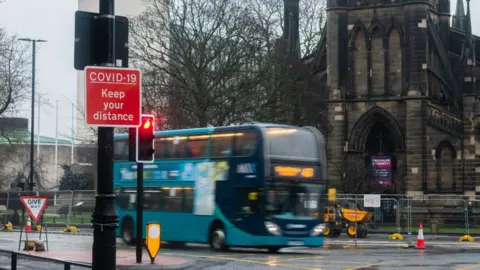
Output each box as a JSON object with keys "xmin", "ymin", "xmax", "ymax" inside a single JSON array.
[{"xmin": 113, "ymin": 123, "xmax": 327, "ymax": 252}]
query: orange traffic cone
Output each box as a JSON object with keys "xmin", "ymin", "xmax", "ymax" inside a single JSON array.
[
  {"xmin": 25, "ymin": 217, "xmax": 32, "ymax": 232},
  {"xmin": 416, "ymin": 223, "xmax": 425, "ymax": 249}
]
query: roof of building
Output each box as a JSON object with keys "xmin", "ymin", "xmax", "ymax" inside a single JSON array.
[{"xmin": 0, "ymin": 131, "xmax": 72, "ymax": 146}]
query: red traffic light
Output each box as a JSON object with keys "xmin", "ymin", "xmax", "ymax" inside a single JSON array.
[
  {"xmin": 136, "ymin": 114, "xmax": 156, "ymax": 163},
  {"xmin": 143, "ymin": 119, "xmax": 152, "ymax": 129},
  {"xmin": 140, "ymin": 115, "xmax": 155, "ymax": 131}
]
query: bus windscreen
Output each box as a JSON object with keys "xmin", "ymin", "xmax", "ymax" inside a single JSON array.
[{"xmin": 265, "ymin": 127, "xmax": 319, "ymax": 161}]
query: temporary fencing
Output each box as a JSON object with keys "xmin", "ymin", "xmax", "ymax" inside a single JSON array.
[
  {"xmin": 326, "ymin": 193, "xmax": 479, "ymax": 242},
  {"xmin": 0, "ymin": 190, "xmax": 96, "ymax": 230}
]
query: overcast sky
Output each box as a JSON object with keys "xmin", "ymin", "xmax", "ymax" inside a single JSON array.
[{"xmin": 0, "ymin": 0, "xmax": 479, "ymax": 141}]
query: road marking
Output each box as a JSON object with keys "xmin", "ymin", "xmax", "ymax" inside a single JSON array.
[
  {"xmin": 456, "ymin": 264, "xmax": 480, "ymax": 270},
  {"xmin": 267, "ymin": 256, "xmax": 325, "ymax": 264},
  {"xmin": 162, "ymin": 252, "xmax": 325, "ymax": 270},
  {"xmin": 267, "ymin": 255, "xmax": 324, "ymax": 263},
  {"xmin": 343, "ymin": 260, "xmax": 400, "ymax": 270}
]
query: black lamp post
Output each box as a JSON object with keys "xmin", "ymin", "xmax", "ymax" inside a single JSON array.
[{"xmin": 18, "ymin": 38, "xmax": 47, "ymax": 191}]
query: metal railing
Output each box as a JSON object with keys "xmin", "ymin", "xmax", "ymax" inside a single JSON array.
[
  {"xmin": 0, "ymin": 249, "xmax": 91, "ymax": 270},
  {"xmin": 328, "ymin": 193, "xmax": 479, "ymax": 238},
  {"xmin": 0, "ymin": 190, "xmax": 477, "ymax": 238}
]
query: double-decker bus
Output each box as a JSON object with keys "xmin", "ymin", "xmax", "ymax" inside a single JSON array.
[{"xmin": 113, "ymin": 123, "xmax": 327, "ymax": 252}]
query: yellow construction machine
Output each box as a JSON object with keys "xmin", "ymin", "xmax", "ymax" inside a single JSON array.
[{"xmin": 322, "ymin": 200, "xmax": 373, "ymax": 238}]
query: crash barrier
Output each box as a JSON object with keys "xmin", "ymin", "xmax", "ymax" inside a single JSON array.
[
  {"xmin": 0, "ymin": 248, "xmax": 91, "ymax": 270},
  {"xmin": 324, "ymin": 193, "xmax": 478, "ymax": 242},
  {"xmin": 0, "ymin": 190, "xmax": 96, "ymax": 232}
]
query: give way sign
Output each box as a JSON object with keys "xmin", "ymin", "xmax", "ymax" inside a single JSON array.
[{"xmin": 20, "ymin": 196, "xmax": 49, "ymax": 222}]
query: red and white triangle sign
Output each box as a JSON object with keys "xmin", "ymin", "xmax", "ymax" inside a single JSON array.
[{"xmin": 20, "ymin": 196, "xmax": 49, "ymax": 222}]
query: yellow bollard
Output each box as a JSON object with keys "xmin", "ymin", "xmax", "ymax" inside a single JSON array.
[
  {"xmin": 4, "ymin": 222, "xmax": 13, "ymax": 231},
  {"xmin": 145, "ymin": 222, "xmax": 161, "ymax": 263}
]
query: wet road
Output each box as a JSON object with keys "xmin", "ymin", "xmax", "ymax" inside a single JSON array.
[{"xmin": 0, "ymin": 232, "xmax": 478, "ymax": 269}]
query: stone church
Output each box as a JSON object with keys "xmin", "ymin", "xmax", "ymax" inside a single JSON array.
[{"xmin": 296, "ymin": 0, "xmax": 480, "ymax": 196}]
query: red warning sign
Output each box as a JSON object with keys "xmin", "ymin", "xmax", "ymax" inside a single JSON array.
[{"xmin": 20, "ymin": 196, "xmax": 48, "ymax": 222}]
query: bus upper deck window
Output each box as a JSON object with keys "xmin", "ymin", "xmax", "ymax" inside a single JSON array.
[
  {"xmin": 186, "ymin": 137, "xmax": 208, "ymax": 158},
  {"xmin": 234, "ymin": 131, "xmax": 257, "ymax": 156},
  {"xmin": 165, "ymin": 136, "xmax": 187, "ymax": 158},
  {"xmin": 211, "ymin": 133, "xmax": 234, "ymax": 157}
]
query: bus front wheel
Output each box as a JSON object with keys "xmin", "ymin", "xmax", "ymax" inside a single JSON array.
[
  {"xmin": 122, "ymin": 218, "xmax": 135, "ymax": 246},
  {"xmin": 267, "ymin": 246, "xmax": 281, "ymax": 253},
  {"xmin": 210, "ymin": 228, "xmax": 227, "ymax": 251}
]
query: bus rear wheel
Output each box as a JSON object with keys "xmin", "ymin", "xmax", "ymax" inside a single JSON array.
[
  {"xmin": 210, "ymin": 228, "xmax": 227, "ymax": 251},
  {"xmin": 122, "ymin": 218, "xmax": 135, "ymax": 245}
]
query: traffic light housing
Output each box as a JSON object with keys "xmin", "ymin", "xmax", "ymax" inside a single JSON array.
[{"xmin": 136, "ymin": 114, "xmax": 155, "ymax": 163}]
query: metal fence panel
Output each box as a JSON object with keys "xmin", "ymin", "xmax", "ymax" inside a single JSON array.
[
  {"xmin": 327, "ymin": 193, "xmax": 473, "ymax": 238},
  {"xmin": 0, "ymin": 190, "xmax": 97, "ymax": 229}
]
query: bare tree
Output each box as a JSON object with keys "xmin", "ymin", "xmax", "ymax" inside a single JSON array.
[
  {"xmin": 329, "ymin": 158, "xmax": 372, "ymax": 194},
  {"xmin": 243, "ymin": 0, "xmax": 327, "ymax": 127},
  {"xmin": 130, "ymin": 0, "xmax": 273, "ymax": 128},
  {"xmin": 0, "ymin": 27, "xmax": 30, "ymax": 117},
  {"xmin": 245, "ymin": 0, "xmax": 326, "ymax": 56},
  {"xmin": 0, "ymin": 26, "xmax": 32, "ymax": 188},
  {"xmin": 0, "ymin": 143, "xmax": 51, "ymax": 191},
  {"xmin": 130, "ymin": 0, "xmax": 326, "ymax": 129}
]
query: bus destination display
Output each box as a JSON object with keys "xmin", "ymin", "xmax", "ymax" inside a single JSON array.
[{"xmin": 272, "ymin": 165, "xmax": 319, "ymax": 179}]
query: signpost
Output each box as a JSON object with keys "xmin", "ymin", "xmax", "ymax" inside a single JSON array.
[
  {"xmin": 74, "ymin": 0, "xmax": 139, "ymax": 268},
  {"xmin": 84, "ymin": 66, "xmax": 142, "ymax": 127},
  {"xmin": 75, "ymin": 1, "xmax": 146, "ymax": 268},
  {"xmin": 20, "ymin": 196, "xmax": 48, "ymax": 222},
  {"xmin": 18, "ymin": 196, "xmax": 49, "ymax": 251}
]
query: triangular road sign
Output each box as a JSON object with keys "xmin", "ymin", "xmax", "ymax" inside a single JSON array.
[{"xmin": 20, "ymin": 196, "xmax": 49, "ymax": 222}]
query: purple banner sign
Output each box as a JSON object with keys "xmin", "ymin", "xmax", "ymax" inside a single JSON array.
[{"xmin": 371, "ymin": 156, "xmax": 392, "ymax": 186}]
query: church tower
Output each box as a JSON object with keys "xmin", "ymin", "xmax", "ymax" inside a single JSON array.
[{"xmin": 323, "ymin": 0, "xmax": 475, "ymax": 196}]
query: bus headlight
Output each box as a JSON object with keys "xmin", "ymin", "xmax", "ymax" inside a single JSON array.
[
  {"xmin": 264, "ymin": 221, "xmax": 281, "ymax": 236},
  {"xmin": 311, "ymin": 223, "xmax": 326, "ymax": 236}
]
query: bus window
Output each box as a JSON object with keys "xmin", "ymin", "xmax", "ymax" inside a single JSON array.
[
  {"xmin": 154, "ymin": 138, "xmax": 165, "ymax": 159},
  {"xmin": 144, "ymin": 189, "xmax": 165, "ymax": 210},
  {"xmin": 183, "ymin": 188, "xmax": 194, "ymax": 212},
  {"xmin": 266, "ymin": 127, "xmax": 319, "ymax": 160},
  {"xmin": 211, "ymin": 133, "xmax": 234, "ymax": 157},
  {"xmin": 186, "ymin": 137, "xmax": 208, "ymax": 158},
  {"xmin": 164, "ymin": 188, "xmax": 182, "ymax": 211},
  {"xmin": 234, "ymin": 131, "xmax": 257, "ymax": 156},
  {"xmin": 165, "ymin": 136, "xmax": 187, "ymax": 159},
  {"xmin": 113, "ymin": 139, "xmax": 128, "ymax": 161}
]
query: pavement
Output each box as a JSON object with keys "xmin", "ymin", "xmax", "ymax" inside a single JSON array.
[
  {"xmin": 0, "ymin": 232, "xmax": 192, "ymax": 270},
  {"xmin": 0, "ymin": 232, "xmax": 479, "ymax": 269}
]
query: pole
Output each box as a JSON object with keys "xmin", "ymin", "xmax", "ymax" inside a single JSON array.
[
  {"xmin": 91, "ymin": 0, "xmax": 118, "ymax": 269},
  {"xmin": 71, "ymin": 102, "xmax": 75, "ymax": 164},
  {"xmin": 136, "ymin": 163, "xmax": 144, "ymax": 263},
  {"xmin": 37, "ymin": 95, "xmax": 41, "ymax": 160},
  {"xmin": 55, "ymin": 100, "xmax": 59, "ymax": 183},
  {"xmin": 29, "ymin": 40, "xmax": 36, "ymax": 192}
]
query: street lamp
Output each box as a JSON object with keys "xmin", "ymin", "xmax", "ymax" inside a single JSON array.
[{"xmin": 18, "ymin": 38, "xmax": 47, "ymax": 192}]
